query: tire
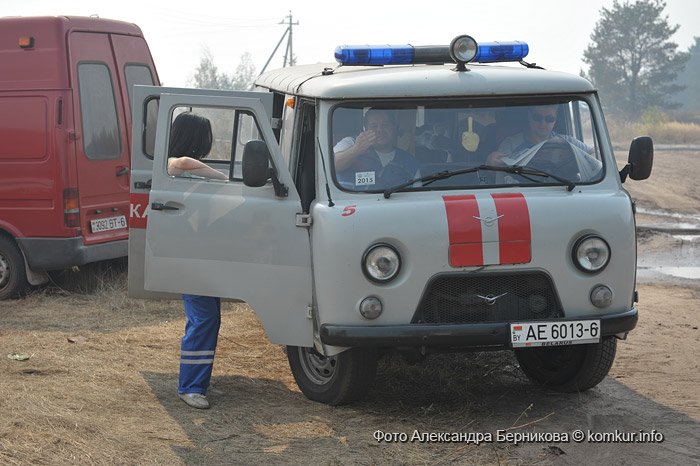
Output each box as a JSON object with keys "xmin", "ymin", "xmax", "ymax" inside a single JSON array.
[
  {"xmin": 286, "ymin": 346, "xmax": 378, "ymax": 405},
  {"xmin": 0, "ymin": 235, "xmax": 27, "ymax": 300},
  {"xmin": 515, "ymin": 337, "xmax": 617, "ymax": 392}
]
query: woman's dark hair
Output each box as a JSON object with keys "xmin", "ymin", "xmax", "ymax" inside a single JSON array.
[{"xmin": 168, "ymin": 112, "xmax": 213, "ymax": 159}]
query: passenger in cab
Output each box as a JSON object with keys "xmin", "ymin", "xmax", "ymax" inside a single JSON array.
[
  {"xmin": 333, "ymin": 109, "xmax": 420, "ymax": 190},
  {"xmin": 486, "ymin": 105, "xmax": 593, "ymax": 166}
]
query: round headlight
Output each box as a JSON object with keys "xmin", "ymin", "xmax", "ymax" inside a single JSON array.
[
  {"xmin": 573, "ymin": 235, "xmax": 610, "ymax": 273},
  {"xmin": 449, "ymin": 35, "xmax": 478, "ymax": 64},
  {"xmin": 363, "ymin": 244, "xmax": 401, "ymax": 283}
]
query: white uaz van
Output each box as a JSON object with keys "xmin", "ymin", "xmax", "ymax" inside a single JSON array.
[{"xmin": 129, "ymin": 36, "xmax": 653, "ymax": 405}]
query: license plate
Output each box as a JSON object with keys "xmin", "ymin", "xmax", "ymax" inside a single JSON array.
[
  {"xmin": 511, "ymin": 320, "xmax": 600, "ymax": 348},
  {"xmin": 90, "ymin": 215, "xmax": 127, "ymax": 233}
]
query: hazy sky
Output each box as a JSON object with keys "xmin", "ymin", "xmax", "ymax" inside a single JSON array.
[{"xmin": 5, "ymin": 0, "xmax": 699, "ymax": 87}]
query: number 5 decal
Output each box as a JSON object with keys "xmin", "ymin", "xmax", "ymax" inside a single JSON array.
[{"xmin": 342, "ymin": 205, "xmax": 356, "ymax": 216}]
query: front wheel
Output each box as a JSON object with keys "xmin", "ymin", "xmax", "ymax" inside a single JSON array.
[
  {"xmin": 515, "ymin": 337, "xmax": 617, "ymax": 392},
  {"xmin": 286, "ymin": 346, "xmax": 378, "ymax": 405},
  {"xmin": 0, "ymin": 236, "xmax": 27, "ymax": 300}
]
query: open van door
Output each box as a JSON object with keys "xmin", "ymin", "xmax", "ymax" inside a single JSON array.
[
  {"xmin": 133, "ymin": 90, "xmax": 313, "ymax": 346},
  {"xmin": 128, "ymin": 85, "xmax": 268, "ymax": 299}
]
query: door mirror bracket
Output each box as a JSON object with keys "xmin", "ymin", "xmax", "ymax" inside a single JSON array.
[{"xmin": 270, "ymin": 168, "xmax": 289, "ymax": 197}]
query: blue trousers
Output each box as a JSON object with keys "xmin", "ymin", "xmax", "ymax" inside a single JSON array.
[{"xmin": 178, "ymin": 294, "xmax": 221, "ymax": 395}]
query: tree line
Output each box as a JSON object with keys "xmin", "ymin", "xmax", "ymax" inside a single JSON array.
[{"xmin": 189, "ymin": 47, "xmax": 257, "ymax": 91}]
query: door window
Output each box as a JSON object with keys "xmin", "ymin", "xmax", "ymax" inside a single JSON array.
[
  {"xmin": 77, "ymin": 63, "xmax": 122, "ymax": 161},
  {"xmin": 167, "ymin": 105, "xmax": 264, "ymax": 181}
]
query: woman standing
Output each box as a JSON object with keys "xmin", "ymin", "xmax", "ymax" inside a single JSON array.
[{"xmin": 167, "ymin": 112, "xmax": 225, "ymax": 409}]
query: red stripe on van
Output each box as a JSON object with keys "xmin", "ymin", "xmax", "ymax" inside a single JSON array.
[
  {"xmin": 129, "ymin": 193, "xmax": 150, "ymax": 229},
  {"xmin": 443, "ymin": 195, "xmax": 483, "ymax": 266},
  {"xmin": 492, "ymin": 193, "xmax": 531, "ymax": 264}
]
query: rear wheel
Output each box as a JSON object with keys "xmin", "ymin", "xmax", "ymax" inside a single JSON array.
[
  {"xmin": 286, "ymin": 346, "xmax": 378, "ymax": 405},
  {"xmin": 515, "ymin": 337, "xmax": 617, "ymax": 392},
  {"xmin": 0, "ymin": 236, "xmax": 27, "ymax": 300}
]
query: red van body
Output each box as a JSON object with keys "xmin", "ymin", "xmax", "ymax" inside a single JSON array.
[{"xmin": 0, "ymin": 16, "xmax": 160, "ymax": 299}]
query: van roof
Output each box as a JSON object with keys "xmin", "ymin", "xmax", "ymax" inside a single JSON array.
[
  {"xmin": 255, "ymin": 62, "xmax": 595, "ymax": 100},
  {"xmin": 0, "ymin": 16, "xmax": 146, "ymax": 90}
]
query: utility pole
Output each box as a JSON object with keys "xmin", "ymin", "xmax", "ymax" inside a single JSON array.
[
  {"xmin": 281, "ymin": 11, "xmax": 299, "ymax": 67},
  {"xmin": 259, "ymin": 11, "xmax": 299, "ymax": 76}
]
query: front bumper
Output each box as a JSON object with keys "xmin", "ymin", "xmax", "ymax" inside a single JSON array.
[{"xmin": 320, "ymin": 307, "xmax": 638, "ymax": 348}]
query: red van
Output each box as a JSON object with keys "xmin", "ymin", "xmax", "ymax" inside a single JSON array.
[{"xmin": 0, "ymin": 16, "xmax": 160, "ymax": 299}]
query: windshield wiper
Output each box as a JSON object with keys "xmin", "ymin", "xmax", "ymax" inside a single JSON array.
[
  {"xmin": 495, "ymin": 165, "xmax": 577, "ymax": 191},
  {"xmin": 383, "ymin": 166, "xmax": 483, "ymax": 198},
  {"xmin": 383, "ymin": 164, "xmax": 575, "ymax": 198}
]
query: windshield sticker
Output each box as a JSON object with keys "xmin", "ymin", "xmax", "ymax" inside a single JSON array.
[{"xmin": 355, "ymin": 171, "xmax": 376, "ymax": 186}]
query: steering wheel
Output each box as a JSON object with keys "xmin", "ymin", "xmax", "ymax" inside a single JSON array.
[
  {"xmin": 527, "ymin": 143, "xmax": 578, "ymax": 180},
  {"xmin": 381, "ymin": 161, "xmax": 418, "ymax": 187}
]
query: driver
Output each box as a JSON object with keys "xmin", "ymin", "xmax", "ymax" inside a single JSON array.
[
  {"xmin": 486, "ymin": 105, "xmax": 593, "ymax": 166},
  {"xmin": 334, "ymin": 109, "xmax": 420, "ymax": 190}
]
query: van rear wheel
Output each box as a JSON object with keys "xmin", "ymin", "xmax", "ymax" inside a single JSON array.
[
  {"xmin": 515, "ymin": 337, "xmax": 617, "ymax": 392},
  {"xmin": 286, "ymin": 346, "xmax": 378, "ymax": 405},
  {"xmin": 0, "ymin": 236, "xmax": 27, "ymax": 300}
]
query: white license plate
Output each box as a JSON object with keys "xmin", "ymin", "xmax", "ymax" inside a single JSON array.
[
  {"xmin": 90, "ymin": 215, "xmax": 127, "ymax": 233},
  {"xmin": 511, "ymin": 320, "xmax": 600, "ymax": 348}
]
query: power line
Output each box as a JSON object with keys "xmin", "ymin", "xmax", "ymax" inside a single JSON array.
[
  {"xmin": 259, "ymin": 11, "xmax": 299, "ymax": 75},
  {"xmin": 281, "ymin": 11, "xmax": 299, "ymax": 67}
]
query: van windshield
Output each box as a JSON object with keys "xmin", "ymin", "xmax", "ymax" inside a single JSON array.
[{"xmin": 330, "ymin": 100, "xmax": 603, "ymax": 192}]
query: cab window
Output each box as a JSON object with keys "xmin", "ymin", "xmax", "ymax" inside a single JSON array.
[{"xmin": 330, "ymin": 99, "xmax": 603, "ymax": 192}]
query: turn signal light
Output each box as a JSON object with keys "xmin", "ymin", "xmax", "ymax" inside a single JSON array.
[{"xmin": 19, "ymin": 36, "xmax": 34, "ymax": 48}]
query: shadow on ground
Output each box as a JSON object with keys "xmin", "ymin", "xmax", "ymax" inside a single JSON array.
[{"xmin": 142, "ymin": 352, "xmax": 700, "ymax": 465}]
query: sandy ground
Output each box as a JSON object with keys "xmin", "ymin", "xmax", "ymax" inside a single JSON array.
[{"xmin": 1, "ymin": 150, "xmax": 700, "ymax": 465}]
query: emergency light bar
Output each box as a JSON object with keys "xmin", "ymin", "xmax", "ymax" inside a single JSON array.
[
  {"xmin": 334, "ymin": 35, "xmax": 528, "ymax": 68},
  {"xmin": 334, "ymin": 45, "xmax": 451, "ymax": 66},
  {"xmin": 475, "ymin": 41, "xmax": 529, "ymax": 62}
]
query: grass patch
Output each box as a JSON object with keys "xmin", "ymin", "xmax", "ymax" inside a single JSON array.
[
  {"xmin": 46, "ymin": 257, "xmax": 128, "ymax": 295},
  {"xmin": 607, "ymin": 116, "xmax": 700, "ymax": 146}
]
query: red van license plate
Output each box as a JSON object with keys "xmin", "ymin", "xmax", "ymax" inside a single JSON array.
[
  {"xmin": 90, "ymin": 215, "xmax": 127, "ymax": 233},
  {"xmin": 511, "ymin": 320, "xmax": 600, "ymax": 348}
]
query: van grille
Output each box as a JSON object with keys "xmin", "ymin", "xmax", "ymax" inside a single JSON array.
[{"xmin": 412, "ymin": 273, "xmax": 562, "ymax": 324}]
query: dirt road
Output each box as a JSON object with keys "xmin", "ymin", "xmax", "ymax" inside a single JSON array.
[
  {"xmin": 2, "ymin": 281, "xmax": 699, "ymax": 465},
  {"xmin": 1, "ymin": 150, "xmax": 700, "ymax": 465}
]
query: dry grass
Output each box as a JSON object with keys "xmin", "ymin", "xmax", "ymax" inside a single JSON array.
[
  {"xmin": 607, "ymin": 118, "xmax": 700, "ymax": 147},
  {"xmin": 1, "ymin": 266, "xmax": 527, "ymax": 465},
  {"xmin": 3, "ymin": 245, "xmax": 699, "ymax": 464}
]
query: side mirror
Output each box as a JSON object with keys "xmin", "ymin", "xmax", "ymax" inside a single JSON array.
[
  {"xmin": 620, "ymin": 136, "xmax": 653, "ymax": 182},
  {"xmin": 242, "ymin": 140, "xmax": 270, "ymax": 187}
]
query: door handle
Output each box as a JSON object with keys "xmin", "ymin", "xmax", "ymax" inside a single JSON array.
[
  {"xmin": 151, "ymin": 202, "xmax": 179, "ymax": 211},
  {"xmin": 134, "ymin": 180, "xmax": 152, "ymax": 190},
  {"xmin": 117, "ymin": 166, "xmax": 129, "ymax": 177}
]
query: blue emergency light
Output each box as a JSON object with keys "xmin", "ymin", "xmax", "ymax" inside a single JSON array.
[
  {"xmin": 334, "ymin": 35, "xmax": 529, "ymax": 68},
  {"xmin": 474, "ymin": 41, "xmax": 529, "ymax": 63},
  {"xmin": 334, "ymin": 45, "xmax": 415, "ymax": 65}
]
